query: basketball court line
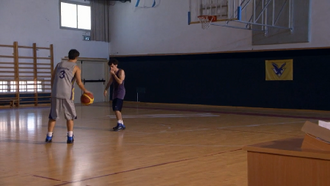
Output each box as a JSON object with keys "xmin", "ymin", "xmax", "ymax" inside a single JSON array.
[
  {"xmin": 33, "ymin": 175, "xmax": 66, "ymax": 183},
  {"xmin": 121, "ymin": 105, "xmax": 330, "ymax": 120},
  {"xmin": 140, "ymin": 120, "xmax": 307, "ymax": 138},
  {"xmin": 219, "ymin": 128, "xmax": 304, "ymax": 137},
  {"xmin": 123, "ymin": 142, "xmax": 243, "ymax": 148},
  {"xmin": 217, "ymin": 120, "xmax": 307, "ymax": 129},
  {"xmin": 152, "ymin": 126, "xmax": 302, "ymax": 137},
  {"xmin": 106, "ymin": 113, "xmax": 219, "ymax": 118},
  {"xmin": 48, "ymin": 148, "xmax": 242, "ymax": 186}
]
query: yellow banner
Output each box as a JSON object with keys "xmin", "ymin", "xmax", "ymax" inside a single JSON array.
[{"xmin": 265, "ymin": 59, "xmax": 293, "ymax": 81}]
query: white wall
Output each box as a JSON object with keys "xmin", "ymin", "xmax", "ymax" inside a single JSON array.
[
  {"xmin": 109, "ymin": 0, "xmax": 330, "ymax": 55},
  {"xmin": 0, "ymin": 0, "xmax": 109, "ymax": 64},
  {"xmin": 2, "ymin": 0, "xmax": 328, "ymax": 58}
]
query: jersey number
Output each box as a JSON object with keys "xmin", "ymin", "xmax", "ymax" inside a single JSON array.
[{"xmin": 59, "ymin": 70, "xmax": 66, "ymax": 79}]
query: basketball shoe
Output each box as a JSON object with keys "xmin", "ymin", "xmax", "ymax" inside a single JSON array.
[
  {"xmin": 67, "ymin": 135, "xmax": 74, "ymax": 144},
  {"xmin": 113, "ymin": 123, "xmax": 126, "ymax": 131},
  {"xmin": 45, "ymin": 135, "xmax": 53, "ymax": 143}
]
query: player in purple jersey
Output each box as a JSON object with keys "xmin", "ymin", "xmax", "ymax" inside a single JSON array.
[{"xmin": 104, "ymin": 58, "xmax": 126, "ymax": 131}]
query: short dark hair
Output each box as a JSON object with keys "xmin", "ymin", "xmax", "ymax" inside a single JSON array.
[
  {"xmin": 108, "ymin": 58, "xmax": 118, "ymax": 66},
  {"xmin": 68, "ymin": 49, "xmax": 80, "ymax": 60}
]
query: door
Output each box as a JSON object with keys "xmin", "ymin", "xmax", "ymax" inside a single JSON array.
[{"xmin": 74, "ymin": 60, "xmax": 108, "ymax": 103}]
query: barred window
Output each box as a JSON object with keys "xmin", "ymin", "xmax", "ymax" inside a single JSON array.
[
  {"xmin": 0, "ymin": 81, "xmax": 43, "ymax": 93},
  {"xmin": 60, "ymin": 1, "xmax": 91, "ymax": 30}
]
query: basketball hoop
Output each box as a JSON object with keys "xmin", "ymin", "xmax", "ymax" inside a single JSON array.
[{"xmin": 197, "ymin": 15, "xmax": 217, "ymax": 29}]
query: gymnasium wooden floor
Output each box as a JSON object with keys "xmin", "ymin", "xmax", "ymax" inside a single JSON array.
[{"xmin": 1, "ymin": 101, "xmax": 329, "ymax": 186}]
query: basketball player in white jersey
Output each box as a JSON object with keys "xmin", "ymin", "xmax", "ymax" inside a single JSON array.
[{"xmin": 45, "ymin": 49, "xmax": 91, "ymax": 143}]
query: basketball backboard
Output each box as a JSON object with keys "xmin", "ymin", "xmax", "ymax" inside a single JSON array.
[
  {"xmin": 188, "ymin": 0, "xmax": 295, "ymax": 33},
  {"xmin": 188, "ymin": 0, "xmax": 231, "ymax": 25},
  {"xmin": 188, "ymin": 0, "xmax": 311, "ymax": 45}
]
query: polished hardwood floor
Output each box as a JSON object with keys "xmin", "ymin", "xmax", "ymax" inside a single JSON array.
[{"xmin": 1, "ymin": 101, "xmax": 329, "ymax": 186}]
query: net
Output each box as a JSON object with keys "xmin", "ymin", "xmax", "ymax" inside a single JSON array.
[{"xmin": 197, "ymin": 15, "xmax": 217, "ymax": 29}]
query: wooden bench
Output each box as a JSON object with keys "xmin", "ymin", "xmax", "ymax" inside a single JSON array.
[{"xmin": 0, "ymin": 98, "xmax": 19, "ymax": 107}]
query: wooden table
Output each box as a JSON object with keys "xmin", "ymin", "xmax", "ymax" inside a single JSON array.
[{"xmin": 243, "ymin": 138, "xmax": 330, "ymax": 186}]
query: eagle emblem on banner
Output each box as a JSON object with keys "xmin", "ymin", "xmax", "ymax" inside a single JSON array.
[
  {"xmin": 272, "ymin": 62, "xmax": 286, "ymax": 77},
  {"xmin": 265, "ymin": 59, "xmax": 293, "ymax": 81}
]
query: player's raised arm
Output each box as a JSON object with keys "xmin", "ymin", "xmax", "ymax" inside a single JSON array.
[{"xmin": 111, "ymin": 69, "xmax": 125, "ymax": 85}]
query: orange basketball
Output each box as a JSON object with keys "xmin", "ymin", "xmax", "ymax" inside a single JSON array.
[{"xmin": 80, "ymin": 92, "xmax": 94, "ymax": 106}]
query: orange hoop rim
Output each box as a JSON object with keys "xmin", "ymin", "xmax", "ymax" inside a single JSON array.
[{"xmin": 197, "ymin": 15, "xmax": 217, "ymax": 22}]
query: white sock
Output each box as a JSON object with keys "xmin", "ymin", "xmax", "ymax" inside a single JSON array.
[
  {"xmin": 118, "ymin": 120, "xmax": 124, "ymax": 125},
  {"xmin": 47, "ymin": 132, "xmax": 53, "ymax": 137},
  {"xmin": 67, "ymin": 131, "xmax": 73, "ymax": 137}
]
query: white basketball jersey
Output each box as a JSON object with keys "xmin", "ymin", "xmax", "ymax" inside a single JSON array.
[{"xmin": 52, "ymin": 60, "xmax": 76, "ymax": 99}]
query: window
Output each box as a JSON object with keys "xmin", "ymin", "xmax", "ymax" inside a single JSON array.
[
  {"xmin": 60, "ymin": 1, "xmax": 91, "ymax": 30},
  {"xmin": 0, "ymin": 81, "xmax": 8, "ymax": 93},
  {"xmin": 0, "ymin": 81, "xmax": 43, "ymax": 93}
]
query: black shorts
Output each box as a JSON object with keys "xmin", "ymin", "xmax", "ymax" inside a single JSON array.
[{"xmin": 112, "ymin": 98, "xmax": 123, "ymax": 111}]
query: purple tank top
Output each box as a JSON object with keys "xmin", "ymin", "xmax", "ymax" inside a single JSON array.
[{"xmin": 112, "ymin": 69, "xmax": 125, "ymax": 100}]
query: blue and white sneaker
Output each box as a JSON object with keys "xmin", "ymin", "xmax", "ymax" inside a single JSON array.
[
  {"xmin": 45, "ymin": 135, "xmax": 53, "ymax": 143},
  {"xmin": 113, "ymin": 123, "xmax": 126, "ymax": 131},
  {"xmin": 112, "ymin": 123, "xmax": 119, "ymax": 130},
  {"xmin": 67, "ymin": 135, "xmax": 74, "ymax": 144}
]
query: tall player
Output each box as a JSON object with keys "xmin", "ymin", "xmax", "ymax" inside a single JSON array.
[
  {"xmin": 104, "ymin": 58, "xmax": 126, "ymax": 131},
  {"xmin": 45, "ymin": 49, "xmax": 91, "ymax": 143}
]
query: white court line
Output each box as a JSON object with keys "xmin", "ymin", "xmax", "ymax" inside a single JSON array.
[
  {"xmin": 155, "ymin": 120, "xmax": 307, "ymax": 134},
  {"xmin": 124, "ymin": 143, "xmax": 243, "ymax": 148},
  {"xmin": 107, "ymin": 113, "xmax": 219, "ymax": 119},
  {"xmin": 217, "ymin": 120, "xmax": 306, "ymax": 129}
]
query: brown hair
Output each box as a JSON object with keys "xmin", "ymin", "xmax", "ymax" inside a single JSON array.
[{"xmin": 108, "ymin": 58, "xmax": 118, "ymax": 66}]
